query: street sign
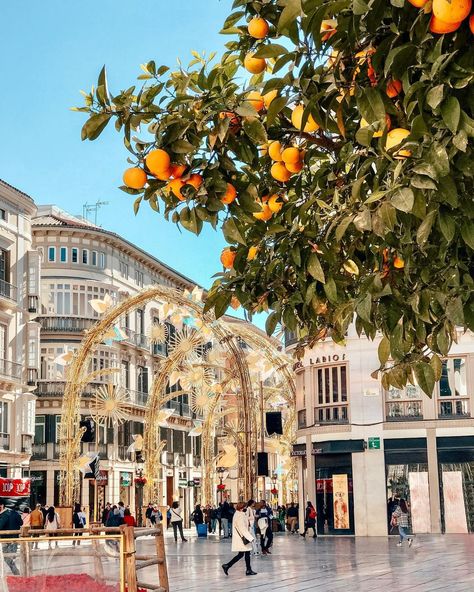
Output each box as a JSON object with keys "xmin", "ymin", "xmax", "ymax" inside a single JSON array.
[
  {"xmin": 368, "ymin": 437, "xmax": 381, "ymax": 450},
  {"xmin": 187, "ymin": 480, "xmax": 195, "ymax": 487},
  {"xmin": 179, "ymin": 479, "xmax": 188, "ymax": 487}
]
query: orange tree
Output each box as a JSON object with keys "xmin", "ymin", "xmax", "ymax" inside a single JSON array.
[{"xmin": 76, "ymin": 0, "xmax": 474, "ymax": 395}]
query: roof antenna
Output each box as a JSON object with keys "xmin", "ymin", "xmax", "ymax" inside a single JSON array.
[{"xmin": 82, "ymin": 200, "xmax": 109, "ymax": 226}]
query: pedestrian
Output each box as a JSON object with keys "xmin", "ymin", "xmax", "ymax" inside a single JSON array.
[
  {"xmin": 72, "ymin": 503, "xmax": 84, "ymax": 546},
  {"xmin": 30, "ymin": 503, "xmax": 44, "ymax": 549},
  {"xmin": 169, "ymin": 501, "xmax": 187, "ymax": 542},
  {"xmin": 245, "ymin": 499, "xmax": 259, "ymax": 556},
  {"xmin": 286, "ymin": 502, "xmax": 298, "ymax": 533},
  {"xmin": 123, "ymin": 508, "xmax": 136, "ymax": 527},
  {"xmin": 278, "ymin": 505, "xmax": 286, "ymax": 531},
  {"xmin": 150, "ymin": 504, "xmax": 162, "ymax": 525},
  {"xmin": 301, "ymin": 501, "xmax": 317, "ymax": 538},
  {"xmin": 220, "ymin": 500, "xmax": 230, "ymax": 538},
  {"xmin": 45, "ymin": 505, "xmax": 61, "ymax": 549},
  {"xmin": 145, "ymin": 502, "xmax": 153, "ymax": 527},
  {"xmin": 117, "ymin": 501, "xmax": 125, "ymax": 517},
  {"xmin": 0, "ymin": 502, "xmax": 22, "ymax": 575},
  {"xmin": 210, "ymin": 506, "xmax": 218, "ymax": 534},
  {"xmin": 192, "ymin": 504, "xmax": 204, "ymax": 534},
  {"xmin": 392, "ymin": 499, "xmax": 413, "ymax": 547},
  {"xmin": 106, "ymin": 506, "xmax": 124, "ymax": 527},
  {"xmin": 21, "ymin": 506, "xmax": 31, "ymax": 527},
  {"xmin": 256, "ymin": 500, "xmax": 273, "ymax": 555},
  {"xmin": 221, "ymin": 502, "xmax": 257, "ymax": 577},
  {"xmin": 101, "ymin": 502, "xmax": 111, "ymax": 526},
  {"xmin": 228, "ymin": 502, "xmax": 235, "ymax": 537},
  {"xmin": 166, "ymin": 506, "xmax": 171, "ymax": 528}
]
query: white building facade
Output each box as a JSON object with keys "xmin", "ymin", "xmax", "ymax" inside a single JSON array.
[
  {"xmin": 0, "ymin": 180, "xmax": 39, "ymax": 480},
  {"xmin": 30, "ymin": 205, "xmax": 204, "ymax": 520},
  {"xmin": 290, "ymin": 326, "xmax": 474, "ymax": 536}
]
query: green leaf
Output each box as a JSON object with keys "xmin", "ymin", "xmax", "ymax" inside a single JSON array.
[
  {"xmin": 384, "ymin": 44, "xmax": 416, "ymax": 78},
  {"xmin": 265, "ymin": 311, "xmax": 280, "ymax": 336},
  {"xmin": 171, "ymin": 139, "xmax": 196, "ymax": 153},
  {"xmin": 427, "ymin": 143, "xmax": 450, "ymax": 177},
  {"xmin": 441, "ymin": 96, "xmax": 461, "ymax": 133},
  {"xmin": 278, "ymin": 0, "xmax": 302, "ymax": 32},
  {"xmin": 242, "ymin": 117, "xmax": 267, "ymax": 145},
  {"xmin": 438, "ymin": 210, "xmax": 455, "ymax": 243},
  {"xmin": 253, "ymin": 44, "xmax": 289, "ymax": 58},
  {"xmin": 414, "ymin": 361, "xmax": 435, "ymax": 397},
  {"xmin": 222, "ymin": 217, "xmax": 246, "ymax": 245},
  {"xmin": 357, "ymin": 88, "xmax": 386, "ymax": 124},
  {"xmin": 461, "ymin": 220, "xmax": 474, "ymax": 249},
  {"xmin": 446, "ymin": 297, "xmax": 464, "ymax": 325},
  {"xmin": 390, "ymin": 187, "xmax": 414, "ymax": 213},
  {"xmin": 81, "ymin": 113, "xmax": 112, "ymax": 141},
  {"xmin": 307, "ymin": 253, "xmax": 325, "ymax": 283},
  {"xmin": 357, "ymin": 293, "xmax": 372, "ymax": 323},
  {"xmin": 335, "ymin": 216, "xmax": 354, "ymax": 241},
  {"xmin": 133, "ymin": 197, "xmax": 142, "ymax": 215},
  {"xmin": 426, "ymin": 84, "xmax": 444, "ymax": 110},
  {"xmin": 438, "ymin": 176, "xmax": 458, "ymax": 207},
  {"xmin": 266, "ymin": 96, "xmax": 287, "ymax": 126},
  {"xmin": 353, "ymin": 0, "xmax": 370, "ymax": 15},
  {"xmin": 324, "ymin": 277, "xmax": 338, "ymax": 304},
  {"xmin": 378, "ymin": 336, "xmax": 390, "ymax": 366},
  {"xmin": 416, "ymin": 210, "xmax": 436, "ymax": 246},
  {"xmin": 430, "ymin": 353, "xmax": 443, "ymax": 382},
  {"xmin": 214, "ymin": 292, "xmax": 232, "ymax": 319}
]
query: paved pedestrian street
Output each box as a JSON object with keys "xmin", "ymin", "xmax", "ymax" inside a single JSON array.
[{"xmin": 163, "ymin": 530, "xmax": 474, "ymax": 592}]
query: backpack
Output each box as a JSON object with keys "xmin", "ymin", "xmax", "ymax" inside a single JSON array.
[{"xmin": 308, "ymin": 508, "xmax": 317, "ymax": 520}]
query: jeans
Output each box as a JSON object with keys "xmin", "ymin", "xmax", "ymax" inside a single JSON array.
[
  {"xmin": 260, "ymin": 526, "xmax": 273, "ymax": 551},
  {"xmin": 211, "ymin": 518, "xmax": 217, "ymax": 533},
  {"xmin": 3, "ymin": 543, "xmax": 19, "ymax": 575},
  {"xmin": 250, "ymin": 525, "xmax": 259, "ymax": 554},
  {"xmin": 226, "ymin": 550, "xmax": 251, "ymax": 572},
  {"xmin": 221, "ymin": 517, "xmax": 229, "ymax": 537},
  {"xmin": 399, "ymin": 525, "xmax": 408, "ymax": 542},
  {"xmin": 172, "ymin": 520, "xmax": 185, "ymax": 541}
]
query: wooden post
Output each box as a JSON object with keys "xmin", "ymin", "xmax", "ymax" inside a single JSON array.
[
  {"xmin": 19, "ymin": 526, "xmax": 30, "ymax": 576},
  {"xmin": 155, "ymin": 523, "xmax": 169, "ymax": 592},
  {"xmin": 92, "ymin": 536, "xmax": 105, "ymax": 584},
  {"xmin": 122, "ymin": 525, "xmax": 137, "ymax": 592}
]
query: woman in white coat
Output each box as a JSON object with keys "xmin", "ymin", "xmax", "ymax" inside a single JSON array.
[{"xmin": 222, "ymin": 502, "xmax": 257, "ymax": 576}]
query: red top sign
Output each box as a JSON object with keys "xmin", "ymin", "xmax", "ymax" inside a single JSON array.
[{"xmin": 0, "ymin": 478, "xmax": 31, "ymax": 497}]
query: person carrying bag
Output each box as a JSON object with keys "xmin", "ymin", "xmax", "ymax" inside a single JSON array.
[{"xmin": 221, "ymin": 502, "xmax": 257, "ymax": 577}]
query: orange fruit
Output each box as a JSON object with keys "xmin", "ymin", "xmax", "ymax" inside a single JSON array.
[
  {"xmin": 187, "ymin": 174, "xmax": 204, "ymax": 190},
  {"xmin": 247, "ymin": 246, "xmax": 258, "ymax": 261},
  {"xmin": 263, "ymin": 89, "xmax": 278, "ymax": 109},
  {"xmin": 432, "ymin": 0, "xmax": 471, "ymax": 23},
  {"xmin": 167, "ymin": 178, "xmax": 186, "ymax": 200},
  {"xmin": 386, "ymin": 79, "xmax": 402, "ymax": 98},
  {"xmin": 253, "ymin": 203, "xmax": 273, "ymax": 221},
  {"xmin": 248, "ymin": 17, "xmax": 270, "ymax": 39},
  {"xmin": 471, "ymin": 14, "xmax": 474, "ymax": 32},
  {"xmin": 285, "ymin": 160, "xmax": 303, "ymax": 173},
  {"xmin": 271, "ymin": 162, "xmax": 292, "ymax": 182},
  {"xmin": 408, "ymin": 0, "xmax": 429, "ymax": 6},
  {"xmin": 291, "ymin": 104, "xmax": 319, "ymax": 132},
  {"xmin": 320, "ymin": 19, "xmax": 337, "ymax": 41},
  {"xmin": 393, "ymin": 256, "xmax": 405, "ymax": 269},
  {"xmin": 220, "ymin": 249, "xmax": 236, "ymax": 269},
  {"xmin": 123, "ymin": 167, "xmax": 147, "ymax": 189},
  {"xmin": 267, "ymin": 194, "xmax": 283, "ymax": 213},
  {"xmin": 170, "ymin": 164, "xmax": 187, "ymax": 178},
  {"xmin": 145, "ymin": 149, "xmax": 171, "ymax": 175},
  {"xmin": 244, "ymin": 53, "xmax": 267, "ymax": 74},
  {"xmin": 360, "ymin": 114, "xmax": 391, "ymax": 138},
  {"xmin": 259, "ymin": 144, "xmax": 269, "ymax": 157},
  {"xmin": 219, "ymin": 111, "xmax": 241, "ymax": 132},
  {"xmin": 221, "ymin": 183, "xmax": 237, "ymax": 205},
  {"xmin": 246, "ymin": 91, "xmax": 265, "ymax": 112},
  {"xmin": 386, "ymin": 128, "xmax": 411, "ymax": 159},
  {"xmin": 268, "ymin": 140, "xmax": 283, "ymax": 161},
  {"xmin": 230, "ymin": 296, "xmax": 240, "ymax": 310},
  {"xmin": 154, "ymin": 168, "xmax": 172, "ymax": 181},
  {"xmin": 429, "ymin": 15, "xmax": 462, "ymax": 32},
  {"xmin": 281, "ymin": 147, "xmax": 301, "ymax": 165}
]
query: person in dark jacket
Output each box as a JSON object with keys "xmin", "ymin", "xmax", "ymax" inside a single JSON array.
[
  {"xmin": 72, "ymin": 502, "xmax": 84, "ymax": 546},
  {"xmin": 0, "ymin": 502, "xmax": 22, "ymax": 574},
  {"xmin": 192, "ymin": 504, "xmax": 204, "ymax": 534},
  {"xmin": 220, "ymin": 501, "xmax": 231, "ymax": 538},
  {"xmin": 106, "ymin": 506, "xmax": 124, "ymax": 527},
  {"xmin": 301, "ymin": 501, "xmax": 317, "ymax": 538},
  {"xmin": 101, "ymin": 502, "xmax": 111, "ymax": 526}
]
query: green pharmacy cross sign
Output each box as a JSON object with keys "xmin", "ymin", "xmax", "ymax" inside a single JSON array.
[{"xmin": 368, "ymin": 437, "xmax": 381, "ymax": 450}]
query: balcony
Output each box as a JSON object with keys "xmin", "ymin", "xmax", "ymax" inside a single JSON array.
[
  {"xmin": 0, "ymin": 358, "xmax": 22, "ymax": 381},
  {"xmin": 314, "ymin": 404, "xmax": 349, "ymax": 425},
  {"xmin": 152, "ymin": 342, "xmax": 167, "ymax": 357},
  {"xmin": 0, "ymin": 278, "xmax": 17, "ymax": 304},
  {"xmin": 125, "ymin": 388, "xmax": 148, "ymax": 406},
  {"xmin": 27, "ymin": 367, "xmax": 38, "ymax": 386},
  {"xmin": 0, "ymin": 433, "xmax": 10, "ymax": 450},
  {"xmin": 28, "ymin": 295, "xmax": 39, "ymax": 313},
  {"xmin": 438, "ymin": 398, "xmax": 470, "ymax": 419},
  {"xmin": 118, "ymin": 445, "xmax": 132, "ymax": 461},
  {"xmin": 21, "ymin": 434, "xmax": 32, "ymax": 455},
  {"xmin": 386, "ymin": 401, "xmax": 423, "ymax": 422},
  {"xmin": 298, "ymin": 409, "xmax": 306, "ymax": 429},
  {"xmin": 284, "ymin": 329, "xmax": 298, "ymax": 348},
  {"xmin": 119, "ymin": 327, "xmax": 149, "ymax": 350},
  {"xmin": 31, "ymin": 443, "xmax": 47, "ymax": 459},
  {"xmin": 37, "ymin": 316, "xmax": 97, "ymax": 333},
  {"xmin": 36, "ymin": 380, "xmax": 104, "ymax": 398}
]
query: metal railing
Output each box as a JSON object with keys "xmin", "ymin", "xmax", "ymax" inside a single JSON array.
[
  {"xmin": 0, "ymin": 358, "xmax": 22, "ymax": 380},
  {"xmin": 0, "ymin": 278, "xmax": 17, "ymax": 302},
  {"xmin": 0, "ymin": 433, "xmax": 10, "ymax": 450},
  {"xmin": 37, "ymin": 316, "xmax": 97, "ymax": 332},
  {"xmin": 119, "ymin": 326, "xmax": 149, "ymax": 349},
  {"xmin": 31, "ymin": 443, "xmax": 47, "ymax": 459},
  {"xmin": 386, "ymin": 401, "xmax": 423, "ymax": 421},
  {"xmin": 36, "ymin": 380, "xmax": 104, "ymax": 398},
  {"xmin": 438, "ymin": 398, "xmax": 470, "ymax": 419},
  {"xmin": 28, "ymin": 295, "xmax": 39, "ymax": 313},
  {"xmin": 152, "ymin": 342, "xmax": 167, "ymax": 357},
  {"xmin": 27, "ymin": 367, "xmax": 38, "ymax": 386},
  {"xmin": 314, "ymin": 404, "xmax": 349, "ymax": 425},
  {"xmin": 118, "ymin": 445, "xmax": 132, "ymax": 461}
]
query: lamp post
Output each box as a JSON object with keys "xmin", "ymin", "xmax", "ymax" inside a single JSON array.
[
  {"xmin": 216, "ymin": 467, "xmax": 228, "ymax": 503},
  {"xmin": 135, "ymin": 455, "xmax": 146, "ymax": 527}
]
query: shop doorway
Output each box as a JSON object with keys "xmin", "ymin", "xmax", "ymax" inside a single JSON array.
[
  {"xmin": 315, "ymin": 453, "xmax": 354, "ymax": 535},
  {"xmin": 30, "ymin": 471, "xmax": 47, "ymax": 506}
]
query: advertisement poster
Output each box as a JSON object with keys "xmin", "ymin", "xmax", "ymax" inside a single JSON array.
[
  {"xmin": 333, "ymin": 474, "xmax": 349, "ymax": 529},
  {"xmin": 408, "ymin": 472, "xmax": 431, "ymax": 533},
  {"xmin": 0, "ymin": 477, "xmax": 31, "ymax": 510},
  {"xmin": 442, "ymin": 471, "xmax": 468, "ymax": 533}
]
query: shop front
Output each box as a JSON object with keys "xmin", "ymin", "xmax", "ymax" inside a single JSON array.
[
  {"xmin": 30, "ymin": 470, "xmax": 47, "ymax": 506},
  {"xmin": 119, "ymin": 471, "xmax": 133, "ymax": 505}
]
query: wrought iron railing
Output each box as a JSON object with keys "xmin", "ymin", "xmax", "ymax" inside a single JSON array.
[
  {"xmin": 36, "ymin": 380, "xmax": 104, "ymax": 398},
  {"xmin": 438, "ymin": 398, "xmax": 470, "ymax": 419},
  {"xmin": 0, "ymin": 433, "xmax": 10, "ymax": 450},
  {"xmin": 37, "ymin": 316, "xmax": 97, "ymax": 332},
  {"xmin": 31, "ymin": 443, "xmax": 47, "ymax": 459},
  {"xmin": 0, "ymin": 278, "xmax": 17, "ymax": 302},
  {"xmin": 386, "ymin": 400, "xmax": 423, "ymax": 421},
  {"xmin": 0, "ymin": 358, "xmax": 22, "ymax": 380},
  {"xmin": 314, "ymin": 404, "xmax": 349, "ymax": 425}
]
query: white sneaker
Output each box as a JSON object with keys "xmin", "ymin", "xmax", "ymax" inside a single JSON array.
[
  {"xmin": 408, "ymin": 538, "xmax": 413, "ymax": 547},
  {"xmin": 397, "ymin": 542, "xmax": 402, "ymax": 547}
]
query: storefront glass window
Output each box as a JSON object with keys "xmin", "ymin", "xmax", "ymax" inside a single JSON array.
[
  {"xmin": 440, "ymin": 462, "xmax": 474, "ymax": 533},
  {"xmin": 386, "ymin": 463, "xmax": 430, "ymax": 534}
]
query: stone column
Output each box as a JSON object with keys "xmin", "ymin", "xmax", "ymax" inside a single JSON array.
[
  {"xmin": 297, "ymin": 455, "xmax": 305, "ymax": 532},
  {"xmin": 426, "ymin": 427, "xmax": 441, "ymax": 533},
  {"xmin": 302, "ymin": 434, "xmax": 317, "ymax": 533}
]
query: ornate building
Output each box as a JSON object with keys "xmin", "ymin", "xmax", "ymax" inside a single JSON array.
[{"xmin": 0, "ymin": 180, "xmax": 39, "ymax": 480}]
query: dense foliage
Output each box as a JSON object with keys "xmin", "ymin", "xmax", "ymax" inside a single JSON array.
[{"xmin": 76, "ymin": 0, "xmax": 474, "ymax": 395}]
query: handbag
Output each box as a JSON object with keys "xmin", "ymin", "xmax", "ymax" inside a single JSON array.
[{"xmin": 235, "ymin": 525, "xmax": 251, "ymax": 546}]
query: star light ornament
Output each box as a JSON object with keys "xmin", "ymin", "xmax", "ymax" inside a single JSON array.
[
  {"xmin": 91, "ymin": 384, "xmax": 130, "ymax": 426},
  {"xmin": 168, "ymin": 325, "xmax": 203, "ymax": 357},
  {"xmin": 183, "ymin": 285, "xmax": 204, "ymax": 304},
  {"xmin": 89, "ymin": 293, "xmax": 114, "ymax": 315},
  {"xmin": 53, "ymin": 350, "xmax": 75, "ymax": 366},
  {"xmin": 147, "ymin": 322, "xmax": 167, "ymax": 344},
  {"xmin": 180, "ymin": 364, "xmax": 214, "ymax": 391},
  {"xmin": 156, "ymin": 408, "xmax": 174, "ymax": 426},
  {"xmin": 217, "ymin": 444, "xmax": 238, "ymax": 469},
  {"xmin": 191, "ymin": 390, "xmax": 214, "ymax": 415}
]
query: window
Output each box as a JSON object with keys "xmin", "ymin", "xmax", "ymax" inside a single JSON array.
[
  {"xmin": 71, "ymin": 248, "xmax": 78, "ymax": 263},
  {"xmin": 35, "ymin": 415, "xmax": 45, "ymax": 444},
  {"xmin": 137, "ymin": 366, "xmax": 148, "ymax": 394},
  {"xmin": 438, "ymin": 358, "xmax": 469, "ymax": 418},
  {"xmin": 136, "ymin": 309, "xmax": 144, "ymax": 335},
  {"xmin": 313, "ymin": 364, "xmax": 349, "ymax": 424},
  {"xmin": 0, "ymin": 323, "xmax": 7, "ymax": 361},
  {"xmin": 60, "ymin": 247, "xmax": 67, "ymax": 263},
  {"xmin": 0, "ymin": 401, "xmax": 8, "ymax": 447},
  {"xmin": 91, "ymin": 251, "xmax": 98, "ymax": 266},
  {"xmin": 45, "ymin": 283, "xmax": 117, "ymax": 318},
  {"xmin": 48, "ymin": 247, "xmax": 56, "ymax": 262},
  {"xmin": 0, "ymin": 249, "xmax": 8, "ymax": 282},
  {"xmin": 55, "ymin": 415, "xmax": 62, "ymax": 443},
  {"xmin": 121, "ymin": 360, "xmax": 130, "ymax": 389},
  {"xmin": 0, "ymin": 208, "xmax": 6, "ymax": 221},
  {"xmin": 135, "ymin": 269, "xmax": 144, "ymax": 287},
  {"xmin": 385, "ymin": 381, "xmax": 423, "ymax": 421},
  {"xmin": 120, "ymin": 261, "xmax": 129, "ymax": 279},
  {"xmin": 99, "ymin": 252, "xmax": 106, "ymax": 268},
  {"xmin": 82, "ymin": 249, "xmax": 89, "ymax": 264}
]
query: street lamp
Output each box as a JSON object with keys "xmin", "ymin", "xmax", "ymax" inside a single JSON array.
[
  {"xmin": 135, "ymin": 453, "xmax": 146, "ymax": 526},
  {"xmin": 216, "ymin": 467, "xmax": 228, "ymax": 503}
]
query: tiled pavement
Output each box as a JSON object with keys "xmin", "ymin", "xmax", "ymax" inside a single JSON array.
[{"xmin": 160, "ymin": 530, "xmax": 474, "ymax": 592}]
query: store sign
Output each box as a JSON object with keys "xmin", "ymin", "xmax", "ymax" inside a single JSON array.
[
  {"xmin": 95, "ymin": 470, "xmax": 108, "ymax": 487},
  {"xmin": 290, "ymin": 449, "xmax": 306, "ymax": 457},
  {"xmin": 0, "ymin": 478, "xmax": 31, "ymax": 497},
  {"xmin": 120, "ymin": 472, "xmax": 132, "ymax": 487},
  {"xmin": 193, "ymin": 478, "xmax": 201, "ymax": 487},
  {"xmin": 368, "ymin": 437, "xmax": 381, "ymax": 450},
  {"xmin": 294, "ymin": 353, "xmax": 347, "ymax": 370},
  {"xmin": 179, "ymin": 479, "xmax": 188, "ymax": 488},
  {"xmin": 333, "ymin": 474, "xmax": 350, "ymax": 530}
]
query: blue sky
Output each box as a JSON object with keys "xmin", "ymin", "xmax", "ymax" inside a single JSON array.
[{"xmin": 0, "ymin": 0, "xmax": 239, "ymax": 290}]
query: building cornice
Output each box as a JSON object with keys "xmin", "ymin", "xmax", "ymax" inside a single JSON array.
[{"xmin": 0, "ymin": 179, "xmax": 37, "ymax": 216}]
